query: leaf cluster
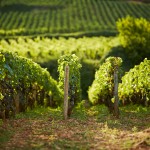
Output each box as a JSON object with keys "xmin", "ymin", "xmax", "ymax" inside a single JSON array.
[
  {"xmin": 58, "ymin": 54, "xmax": 82, "ymax": 104},
  {"xmin": 117, "ymin": 16, "xmax": 150, "ymax": 63},
  {"xmin": 88, "ymin": 57, "xmax": 122, "ymax": 105}
]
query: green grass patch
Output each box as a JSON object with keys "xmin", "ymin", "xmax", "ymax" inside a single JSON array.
[
  {"xmin": 94, "ymin": 104, "xmax": 150, "ymax": 131},
  {"xmin": 16, "ymin": 106, "xmax": 62, "ymax": 120},
  {"xmin": 0, "ymin": 125, "xmax": 14, "ymax": 143}
]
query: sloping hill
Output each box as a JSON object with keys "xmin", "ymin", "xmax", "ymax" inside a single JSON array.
[{"xmin": 0, "ymin": 0, "xmax": 150, "ymax": 37}]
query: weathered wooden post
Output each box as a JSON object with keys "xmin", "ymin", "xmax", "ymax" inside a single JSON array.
[
  {"xmin": 63, "ymin": 65, "xmax": 69, "ymax": 120},
  {"xmin": 114, "ymin": 65, "xmax": 119, "ymax": 118}
]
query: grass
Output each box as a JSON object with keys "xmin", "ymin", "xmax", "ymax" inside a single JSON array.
[
  {"xmin": 0, "ymin": 102, "xmax": 150, "ymax": 150},
  {"xmin": 0, "ymin": 124, "xmax": 14, "ymax": 143}
]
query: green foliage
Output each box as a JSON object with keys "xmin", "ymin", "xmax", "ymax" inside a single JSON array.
[
  {"xmin": 0, "ymin": 51, "xmax": 62, "ymax": 118},
  {"xmin": 58, "ymin": 54, "xmax": 82, "ymax": 104},
  {"xmin": 119, "ymin": 58, "xmax": 150, "ymax": 106},
  {"xmin": 0, "ymin": 37, "xmax": 119, "ymax": 61},
  {"xmin": 80, "ymin": 59, "xmax": 99, "ymax": 99},
  {"xmin": 0, "ymin": 36, "xmax": 119, "ymax": 99},
  {"xmin": 88, "ymin": 57, "xmax": 122, "ymax": 110},
  {"xmin": 0, "ymin": 0, "xmax": 150, "ymax": 37},
  {"xmin": 117, "ymin": 16, "xmax": 150, "ymax": 63}
]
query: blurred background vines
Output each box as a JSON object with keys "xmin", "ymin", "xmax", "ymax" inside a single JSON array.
[
  {"xmin": 0, "ymin": 0, "xmax": 150, "ymax": 38},
  {"xmin": 117, "ymin": 16, "xmax": 150, "ymax": 64}
]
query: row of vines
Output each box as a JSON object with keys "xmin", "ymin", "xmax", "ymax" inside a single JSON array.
[
  {"xmin": 1, "ymin": 52, "xmax": 149, "ymax": 120},
  {"xmin": 0, "ymin": 51, "xmax": 83, "ymax": 120},
  {"xmin": 0, "ymin": 36, "xmax": 119, "ymax": 61},
  {"xmin": 0, "ymin": 51, "xmax": 63, "ymax": 119},
  {"xmin": 88, "ymin": 58, "xmax": 150, "ymax": 107},
  {"xmin": 0, "ymin": 0, "xmax": 150, "ymax": 36}
]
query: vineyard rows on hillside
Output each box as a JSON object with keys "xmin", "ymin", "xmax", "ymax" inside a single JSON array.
[
  {"xmin": 0, "ymin": 1, "xmax": 150, "ymax": 149},
  {"xmin": 0, "ymin": 0, "xmax": 150, "ymax": 37},
  {"xmin": 0, "ymin": 36, "xmax": 120, "ymax": 61}
]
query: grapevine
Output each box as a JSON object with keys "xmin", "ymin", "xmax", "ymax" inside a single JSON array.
[
  {"xmin": 119, "ymin": 58, "xmax": 150, "ymax": 106},
  {"xmin": 88, "ymin": 57, "xmax": 122, "ymax": 113},
  {"xmin": 0, "ymin": 51, "xmax": 63, "ymax": 118},
  {"xmin": 58, "ymin": 54, "xmax": 82, "ymax": 116}
]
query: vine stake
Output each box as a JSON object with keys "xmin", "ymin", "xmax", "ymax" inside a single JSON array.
[
  {"xmin": 64, "ymin": 65, "xmax": 69, "ymax": 120},
  {"xmin": 114, "ymin": 66, "xmax": 119, "ymax": 118}
]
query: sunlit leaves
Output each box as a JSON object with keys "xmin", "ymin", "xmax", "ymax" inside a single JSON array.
[
  {"xmin": 0, "ymin": 51, "xmax": 63, "ymax": 117},
  {"xmin": 119, "ymin": 58, "xmax": 150, "ymax": 106},
  {"xmin": 88, "ymin": 57, "xmax": 122, "ymax": 105},
  {"xmin": 0, "ymin": 0, "xmax": 149, "ymax": 37},
  {"xmin": 0, "ymin": 93, "xmax": 4, "ymax": 100},
  {"xmin": 117, "ymin": 16, "xmax": 150, "ymax": 63},
  {"xmin": 0, "ymin": 37, "xmax": 119, "ymax": 61},
  {"xmin": 58, "ymin": 54, "xmax": 82, "ymax": 103}
]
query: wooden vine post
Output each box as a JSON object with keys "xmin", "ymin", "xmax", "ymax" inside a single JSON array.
[
  {"xmin": 63, "ymin": 65, "xmax": 69, "ymax": 120},
  {"xmin": 114, "ymin": 65, "xmax": 119, "ymax": 118}
]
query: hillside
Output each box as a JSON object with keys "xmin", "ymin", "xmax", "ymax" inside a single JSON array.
[{"xmin": 0, "ymin": 0, "xmax": 150, "ymax": 37}]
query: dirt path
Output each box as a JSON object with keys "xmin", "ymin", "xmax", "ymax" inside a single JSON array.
[
  {"xmin": 1, "ymin": 118, "xmax": 149, "ymax": 150},
  {"xmin": 0, "ymin": 106, "xmax": 150, "ymax": 150}
]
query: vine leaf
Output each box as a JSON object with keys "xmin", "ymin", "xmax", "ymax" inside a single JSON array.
[{"xmin": 4, "ymin": 64, "xmax": 13, "ymax": 75}]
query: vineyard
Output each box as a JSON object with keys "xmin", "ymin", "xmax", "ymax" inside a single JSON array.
[
  {"xmin": 0, "ymin": 36, "xmax": 121, "ymax": 98},
  {"xmin": 0, "ymin": 51, "xmax": 63, "ymax": 119},
  {"xmin": 0, "ymin": 36, "xmax": 119, "ymax": 61},
  {"xmin": 0, "ymin": 0, "xmax": 150, "ymax": 37},
  {"xmin": 0, "ymin": 0, "xmax": 150, "ymax": 149}
]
